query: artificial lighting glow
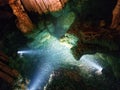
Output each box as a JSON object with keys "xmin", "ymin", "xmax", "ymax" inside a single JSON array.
[
  {"xmin": 17, "ymin": 51, "xmax": 27, "ymax": 57},
  {"xmin": 79, "ymin": 54, "xmax": 103, "ymax": 74},
  {"xmin": 21, "ymin": 31, "xmax": 102, "ymax": 90},
  {"xmin": 17, "ymin": 50, "xmax": 34, "ymax": 55},
  {"xmin": 28, "ymin": 63, "xmax": 54, "ymax": 90},
  {"xmin": 17, "ymin": 49, "xmax": 50, "ymax": 57},
  {"xmin": 17, "ymin": 51, "xmax": 28, "ymax": 54},
  {"xmin": 17, "ymin": 50, "xmax": 34, "ymax": 57},
  {"xmin": 18, "ymin": 37, "xmax": 103, "ymax": 90},
  {"xmin": 28, "ymin": 34, "xmax": 77, "ymax": 90}
]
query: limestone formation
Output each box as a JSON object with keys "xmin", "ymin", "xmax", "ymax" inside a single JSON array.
[
  {"xmin": 111, "ymin": 0, "xmax": 120, "ymax": 30},
  {"xmin": 8, "ymin": 0, "xmax": 68, "ymax": 33},
  {"xmin": 9, "ymin": 0, "xmax": 34, "ymax": 33},
  {"xmin": 21, "ymin": 0, "xmax": 68, "ymax": 14},
  {"xmin": 0, "ymin": 52, "xmax": 20, "ymax": 84}
]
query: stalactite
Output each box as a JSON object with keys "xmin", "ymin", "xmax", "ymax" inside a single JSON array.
[
  {"xmin": 9, "ymin": 0, "xmax": 34, "ymax": 33},
  {"xmin": 8, "ymin": 0, "xmax": 68, "ymax": 33},
  {"xmin": 21, "ymin": 0, "xmax": 68, "ymax": 14},
  {"xmin": 111, "ymin": 0, "xmax": 120, "ymax": 30}
]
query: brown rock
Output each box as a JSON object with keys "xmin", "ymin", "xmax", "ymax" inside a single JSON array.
[
  {"xmin": 111, "ymin": 0, "xmax": 120, "ymax": 29},
  {"xmin": 21, "ymin": 0, "xmax": 68, "ymax": 13},
  {"xmin": 9, "ymin": 0, "xmax": 34, "ymax": 33}
]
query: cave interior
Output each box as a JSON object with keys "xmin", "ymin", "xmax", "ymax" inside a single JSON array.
[{"xmin": 0, "ymin": 0, "xmax": 120, "ymax": 90}]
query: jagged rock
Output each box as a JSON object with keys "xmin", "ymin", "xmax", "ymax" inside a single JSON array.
[
  {"xmin": 28, "ymin": 30, "xmax": 51, "ymax": 48},
  {"xmin": 8, "ymin": 0, "xmax": 68, "ymax": 33},
  {"xmin": 9, "ymin": 0, "xmax": 34, "ymax": 33},
  {"xmin": 44, "ymin": 68, "xmax": 87, "ymax": 90},
  {"xmin": 60, "ymin": 33, "xmax": 78, "ymax": 48},
  {"xmin": 0, "ymin": 52, "xmax": 20, "ymax": 86},
  {"xmin": 111, "ymin": 0, "xmax": 120, "ymax": 29},
  {"xmin": 21, "ymin": 0, "xmax": 68, "ymax": 14},
  {"xmin": 67, "ymin": 20, "xmax": 120, "ymax": 60}
]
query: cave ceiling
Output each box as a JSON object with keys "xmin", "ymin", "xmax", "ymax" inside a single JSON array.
[{"xmin": 0, "ymin": 0, "xmax": 120, "ymax": 57}]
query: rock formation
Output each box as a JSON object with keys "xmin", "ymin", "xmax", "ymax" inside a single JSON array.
[
  {"xmin": 111, "ymin": 0, "xmax": 120, "ymax": 30},
  {"xmin": 9, "ymin": 0, "xmax": 34, "ymax": 33},
  {"xmin": 0, "ymin": 51, "xmax": 20, "ymax": 84},
  {"xmin": 21, "ymin": 0, "xmax": 68, "ymax": 14},
  {"xmin": 68, "ymin": 21, "xmax": 120, "ymax": 60},
  {"xmin": 8, "ymin": 0, "xmax": 68, "ymax": 33}
]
